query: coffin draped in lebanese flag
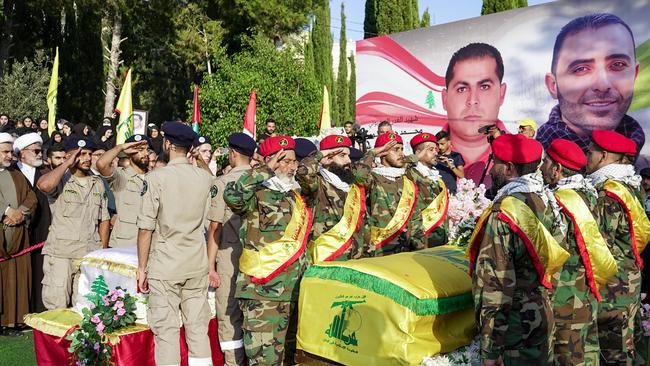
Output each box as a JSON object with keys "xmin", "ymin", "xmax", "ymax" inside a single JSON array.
[
  {"xmin": 24, "ymin": 246, "xmax": 224, "ymax": 366},
  {"xmin": 297, "ymin": 245, "xmax": 476, "ymax": 366}
]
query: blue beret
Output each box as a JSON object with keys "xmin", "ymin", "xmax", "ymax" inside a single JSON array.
[
  {"xmin": 162, "ymin": 122, "xmax": 196, "ymax": 147},
  {"xmin": 294, "ymin": 138, "xmax": 317, "ymax": 160},
  {"xmin": 193, "ymin": 135, "xmax": 212, "ymax": 147},
  {"xmin": 126, "ymin": 134, "xmax": 153, "ymax": 149},
  {"xmin": 350, "ymin": 147, "xmax": 363, "ymax": 162},
  {"xmin": 227, "ymin": 133, "xmax": 256, "ymax": 157},
  {"xmin": 64, "ymin": 137, "xmax": 97, "ymax": 152}
]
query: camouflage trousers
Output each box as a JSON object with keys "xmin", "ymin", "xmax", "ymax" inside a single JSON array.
[
  {"xmin": 553, "ymin": 308, "xmax": 600, "ymax": 366},
  {"xmin": 552, "ymin": 290, "xmax": 599, "ymax": 365},
  {"xmin": 239, "ymin": 299, "xmax": 298, "ymax": 366},
  {"xmin": 598, "ymin": 271, "xmax": 641, "ymax": 366}
]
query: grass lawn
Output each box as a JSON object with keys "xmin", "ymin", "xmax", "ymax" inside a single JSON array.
[{"xmin": 0, "ymin": 331, "xmax": 37, "ymax": 366}]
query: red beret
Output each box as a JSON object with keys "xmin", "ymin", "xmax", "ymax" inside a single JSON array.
[
  {"xmin": 492, "ymin": 134, "xmax": 542, "ymax": 164},
  {"xmin": 409, "ymin": 132, "xmax": 437, "ymax": 149},
  {"xmin": 591, "ymin": 130, "xmax": 636, "ymax": 156},
  {"xmin": 320, "ymin": 135, "xmax": 352, "ymax": 151},
  {"xmin": 374, "ymin": 132, "xmax": 403, "ymax": 148},
  {"xmin": 547, "ymin": 138, "xmax": 586, "ymax": 171},
  {"xmin": 259, "ymin": 136, "xmax": 295, "ymax": 157}
]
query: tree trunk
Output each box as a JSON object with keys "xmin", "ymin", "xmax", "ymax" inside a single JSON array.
[{"xmin": 103, "ymin": 11, "xmax": 122, "ymax": 118}]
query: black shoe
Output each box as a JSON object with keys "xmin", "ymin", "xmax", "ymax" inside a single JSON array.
[{"xmin": 0, "ymin": 326, "xmax": 26, "ymax": 337}]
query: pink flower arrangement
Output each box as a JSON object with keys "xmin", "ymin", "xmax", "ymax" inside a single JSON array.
[{"xmin": 447, "ymin": 178, "xmax": 491, "ymax": 247}]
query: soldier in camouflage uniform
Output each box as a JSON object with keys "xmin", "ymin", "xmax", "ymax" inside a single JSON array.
[
  {"xmin": 224, "ymin": 136, "xmax": 307, "ymax": 365},
  {"xmin": 586, "ymin": 130, "xmax": 648, "ymax": 365},
  {"xmin": 407, "ymin": 132, "xmax": 448, "ymax": 249},
  {"xmin": 471, "ymin": 134, "xmax": 562, "ymax": 365},
  {"xmin": 542, "ymin": 138, "xmax": 604, "ymax": 366},
  {"xmin": 354, "ymin": 132, "xmax": 419, "ymax": 256},
  {"xmin": 296, "ymin": 135, "xmax": 365, "ymax": 261}
]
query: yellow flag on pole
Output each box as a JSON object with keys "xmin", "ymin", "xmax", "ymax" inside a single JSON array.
[
  {"xmin": 319, "ymin": 85, "xmax": 331, "ymax": 131},
  {"xmin": 47, "ymin": 47, "xmax": 59, "ymax": 136},
  {"xmin": 115, "ymin": 69, "xmax": 133, "ymax": 144}
]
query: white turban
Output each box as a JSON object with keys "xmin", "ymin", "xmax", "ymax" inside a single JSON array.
[
  {"xmin": 0, "ymin": 132, "xmax": 14, "ymax": 144},
  {"xmin": 13, "ymin": 132, "xmax": 43, "ymax": 154}
]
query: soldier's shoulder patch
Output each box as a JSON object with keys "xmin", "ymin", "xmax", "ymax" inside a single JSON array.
[
  {"xmin": 141, "ymin": 180, "xmax": 148, "ymax": 196},
  {"xmin": 210, "ymin": 185, "xmax": 219, "ymax": 198}
]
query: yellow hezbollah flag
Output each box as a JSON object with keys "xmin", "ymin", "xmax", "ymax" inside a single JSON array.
[
  {"xmin": 319, "ymin": 85, "xmax": 331, "ymax": 131},
  {"xmin": 115, "ymin": 69, "xmax": 133, "ymax": 144},
  {"xmin": 297, "ymin": 246, "xmax": 476, "ymax": 365},
  {"xmin": 47, "ymin": 47, "xmax": 59, "ymax": 136}
]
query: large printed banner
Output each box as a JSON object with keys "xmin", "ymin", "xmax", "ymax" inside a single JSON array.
[{"xmin": 356, "ymin": 0, "xmax": 650, "ymax": 183}]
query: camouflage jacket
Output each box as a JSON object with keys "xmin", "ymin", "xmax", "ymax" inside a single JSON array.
[
  {"xmin": 223, "ymin": 165, "xmax": 309, "ymax": 302},
  {"xmin": 354, "ymin": 152, "xmax": 418, "ymax": 256},
  {"xmin": 406, "ymin": 167, "xmax": 448, "ymax": 249},
  {"xmin": 595, "ymin": 180, "xmax": 646, "ymax": 309},
  {"xmin": 472, "ymin": 192, "xmax": 557, "ymax": 361},
  {"xmin": 295, "ymin": 152, "xmax": 366, "ymax": 261},
  {"xmin": 551, "ymin": 188, "xmax": 599, "ymax": 326}
]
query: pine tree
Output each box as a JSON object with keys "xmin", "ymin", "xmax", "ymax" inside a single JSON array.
[
  {"xmin": 312, "ymin": 4, "xmax": 335, "ymax": 124},
  {"xmin": 410, "ymin": 0, "xmax": 419, "ymax": 29},
  {"xmin": 482, "ymin": 0, "xmax": 527, "ymax": 15},
  {"xmin": 420, "ymin": 8, "xmax": 431, "ymax": 27},
  {"xmin": 304, "ymin": 27, "xmax": 315, "ymax": 80},
  {"xmin": 348, "ymin": 54, "xmax": 356, "ymax": 122},
  {"xmin": 363, "ymin": 0, "xmax": 377, "ymax": 39},
  {"xmin": 336, "ymin": 3, "xmax": 349, "ymax": 123},
  {"xmin": 375, "ymin": 0, "xmax": 403, "ymax": 35}
]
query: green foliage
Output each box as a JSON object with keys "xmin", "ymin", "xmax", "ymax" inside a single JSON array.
[
  {"xmin": 364, "ymin": 0, "xmax": 377, "ymax": 39},
  {"xmin": 312, "ymin": 4, "xmax": 335, "ymax": 124},
  {"xmin": 336, "ymin": 3, "xmax": 349, "ymax": 124},
  {"xmin": 67, "ymin": 276, "xmax": 138, "ymax": 366},
  {"xmin": 481, "ymin": 0, "xmax": 527, "ymax": 15},
  {"xmin": 198, "ymin": 35, "xmax": 320, "ymax": 148},
  {"xmin": 421, "ymin": 8, "xmax": 431, "ymax": 28},
  {"xmin": 0, "ymin": 51, "xmax": 51, "ymax": 119},
  {"xmin": 348, "ymin": 54, "xmax": 356, "ymax": 121},
  {"xmin": 365, "ymin": 0, "xmax": 422, "ymax": 37}
]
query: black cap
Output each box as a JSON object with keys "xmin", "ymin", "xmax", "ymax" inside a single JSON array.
[
  {"xmin": 640, "ymin": 167, "xmax": 650, "ymax": 178},
  {"xmin": 161, "ymin": 122, "xmax": 196, "ymax": 147},
  {"xmin": 126, "ymin": 134, "xmax": 153, "ymax": 149},
  {"xmin": 193, "ymin": 135, "xmax": 212, "ymax": 147},
  {"xmin": 295, "ymin": 138, "xmax": 317, "ymax": 160},
  {"xmin": 227, "ymin": 132, "xmax": 256, "ymax": 157},
  {"xmin": 64, "ymin": 137, "xmax": 97, "ymax": 152},
  {"xmin": 350, "ymin": 147, "xmax": 363, "ymax": 162}
]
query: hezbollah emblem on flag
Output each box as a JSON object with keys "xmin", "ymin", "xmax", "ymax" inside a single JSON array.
[
  {"xmin": 325, "ymin": 297, "xmax": 366, "ymax": 347},
  {"xmin": 279, "ymin": 138, "xmax": 289, "ymax": 147}
]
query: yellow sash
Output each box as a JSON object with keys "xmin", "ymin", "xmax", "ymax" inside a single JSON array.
[
  {"xmin": 421, "ymin": 179, "xmax": 449, "ymax": 235},
  {"xmin": 239, "ymin": 191, "xmax": 313, "ymax": 284},
  {"xmin": 370, "ymin": 176, "xmax": 418, "ymax": 248},
  {"xmin": 554, "ymin": 189, "xmax": 617, "ymax": 300},
  {"xmin": 467, "ymin": 196, "xmax": 569, "ymax": 288},
  {"xmin": 310, "ymin": 184, "xmax": 366, "ymax": 263},
  {"xmin": 604, "ymin": 180, "xmax": 650, "ymax": 268}
]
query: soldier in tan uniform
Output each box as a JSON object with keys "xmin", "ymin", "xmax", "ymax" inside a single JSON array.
[
  {"xmin": 136, "ymin": 122, "xmax": 215, "ymax": 366},
  {"xmin": 37, "ymin": 137, "xmax": 110, "ymax": 309},
  {"xmin": 96, "ymin": 134, "xmax": 150, "ymax": 247},
  {"xmin": 206, "ymin": 132, "xmax": 256, "ymax": 366}
]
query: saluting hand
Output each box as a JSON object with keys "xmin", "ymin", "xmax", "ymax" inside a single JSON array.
[
  {"xmin": 208, "ymin": 269, "xmax": 221, "ymax": 288},
  {"xmin": 122, "ymin": 141, "xmax": 148, "ymax": 155},
  {"xmin": 320, "ymin": 148, "xmax": 344, "ymax": 164},
  {"xmin": 371, "ymin": 140, "xmax": 397, "ymax": 157},
  {"xmin": 267, "ymin": 149, "xmax": 287, "ymax": 171},
  {"xmin": 65, "ymin": 148, "xmax": 82, "ymax": 168}
]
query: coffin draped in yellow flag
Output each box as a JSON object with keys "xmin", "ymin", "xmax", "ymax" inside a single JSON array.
[
  {"xmin": 297, "ymin": 246, "xmax": 476, "ymax": 365},
  {"xmin": 115, "ymin": 69, "xmax": 134, "ymax": 144}
]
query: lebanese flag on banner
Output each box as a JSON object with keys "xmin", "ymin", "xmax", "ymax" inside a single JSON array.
[
  {"xmin": 243, "ymin": 89, "xmax": 256, "ymax": 140},
  {"xmin": 191, "ymin": 85, "xmax": 201, "ymax": 134}
]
